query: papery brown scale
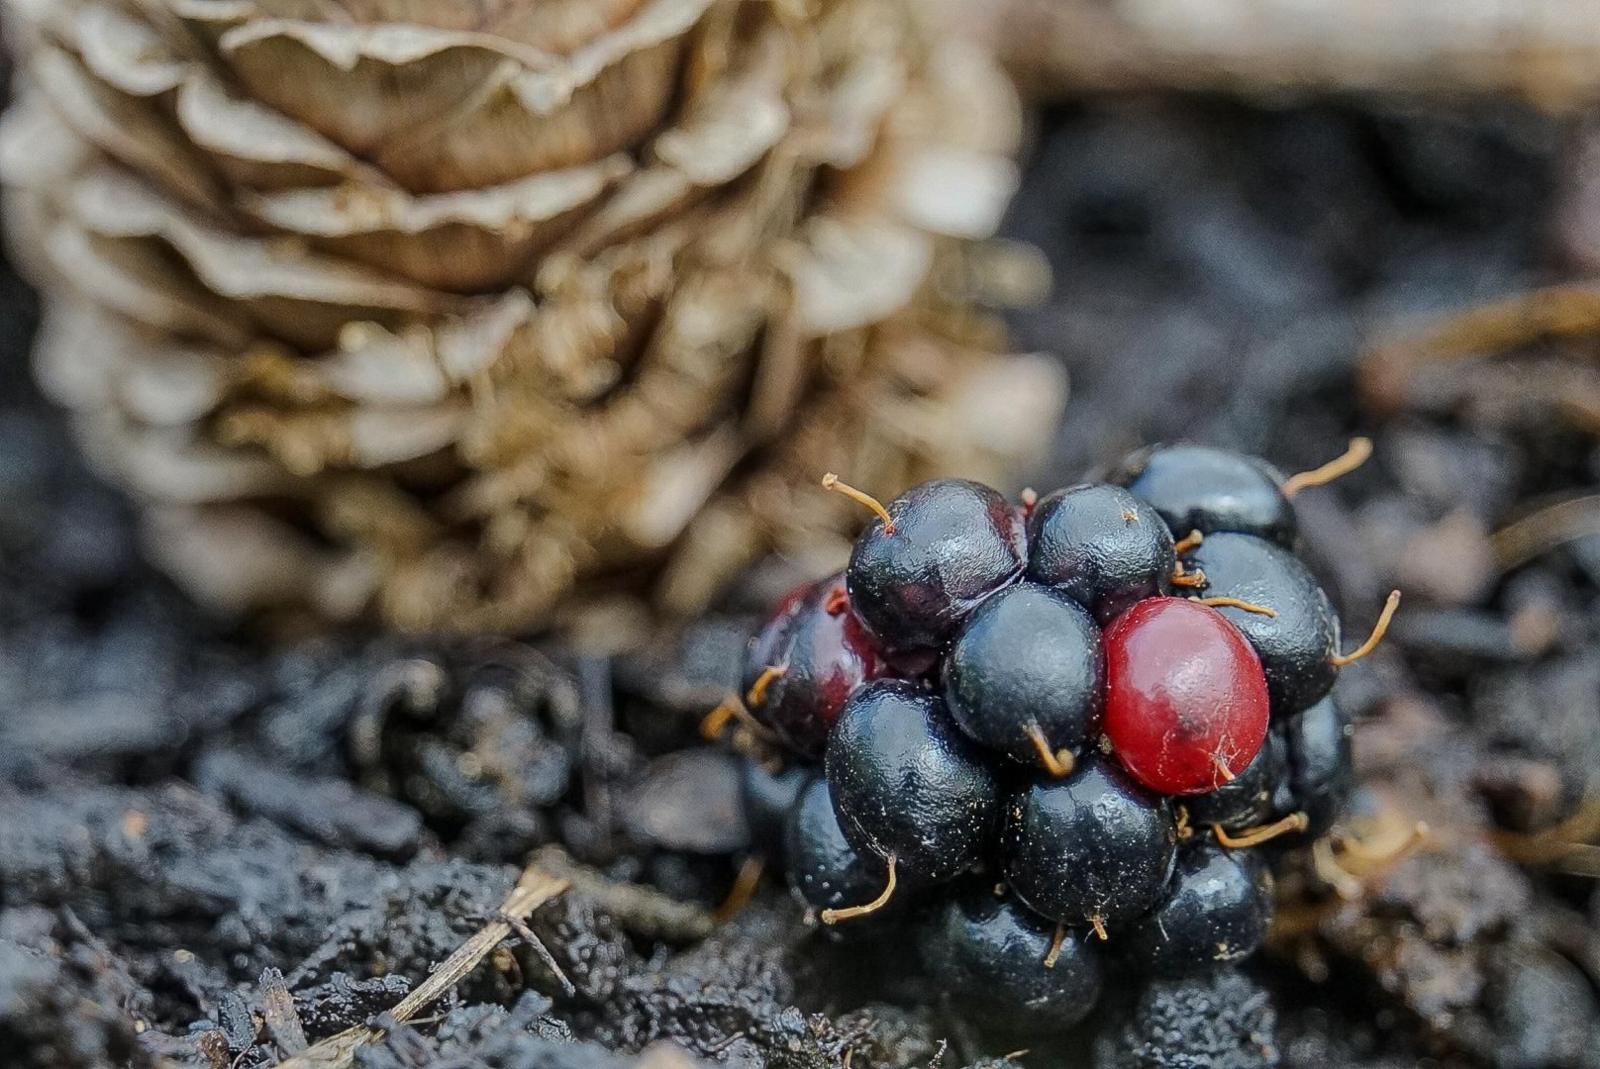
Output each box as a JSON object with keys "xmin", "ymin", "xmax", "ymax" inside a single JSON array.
[{"xmin": 0, "ymin": 0, "xmax": 1064, "ymax": 637}]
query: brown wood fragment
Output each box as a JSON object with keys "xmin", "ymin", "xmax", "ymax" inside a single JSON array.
[
  {"xmin": 260, "ymin": 967, "xmax": 308, "ymax": 1055},
  {"xmin": 275, "ymin": 864, "xmax": 568, "ymax": 1069}
]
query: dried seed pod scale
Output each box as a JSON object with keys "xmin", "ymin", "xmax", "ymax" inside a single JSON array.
[
  {"xmin": 0, "ymin": 0, "xmax": 1064, "ymax": 636},
  {"xmin": 935, "ymin": 0, "xmax": 1600, "ymax": 109}
]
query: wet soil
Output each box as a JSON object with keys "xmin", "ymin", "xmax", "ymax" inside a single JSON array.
[{"xmin": 6, "ymin": 96, "xmax": 1600, "ymax": 1068}]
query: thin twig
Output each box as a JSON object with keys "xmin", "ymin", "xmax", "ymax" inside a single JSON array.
[
  {"xmin": 531, "ymin": 846, "xmax": 714, "ymax": 942},
  {"xmin": 275, "ymin": 864, "xmax": 568, "ymax": 1069},
  {"xmin": 1491, "ymin": 495, "xmax": 1600, "ymax": 572},
  {"xmin": 497, "ymin": 912, "xmax": 576, "ymax": 997}
]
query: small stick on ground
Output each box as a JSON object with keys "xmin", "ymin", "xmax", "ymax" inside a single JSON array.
[
  {"xmin": 1494, "ymin": 790, "xmax": 1600, "ymax": 865},
  {"xmin": 821, "ymin": 856, "xmax": 898, "ymax": 924},
  {"xmin": 1491, "ymin": 496, "xmax": 1600, "ymax": 573},
  {"xmin": 497, "ymin": 912, "xmax": 575, "ymax": 997},
  {"xmin": 260, "ymin": 968, "xmax": 307, "ymax": 1056},
  {"xmin": 1333, "ymin": 821, "xmax": 1430, "ymax": 870},
  {"xmin": 1213, "ymin": 812, "xmax": 1308, "ymax": 849},
  {"xmin": 1361, "ymin": 283, "xmax": 1600, "ymax": 411},
  {"xmin": 276, "ymin": 864, "xmax": 568, "ymax": 1069},
  {"xmin": 1553, "ymin": 844, "xmax": 1600, "ymax": 879},
  {"xmin": 1331, "ymin": 590, "xmax": 1401, "ymax": 667},
  {"xmin": 1313, "ymin": 838, "xmax": 1366, "ymax": 901},
  {"xmin": 1282, "ymin": 437, "xmax": 1373, "ymax": 496},
  {"xmin": 532, "ymin": 846, "xmax": 713, "ymax": 942}
]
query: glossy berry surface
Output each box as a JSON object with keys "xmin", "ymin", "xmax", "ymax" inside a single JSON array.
[
  {"xmin": 1125, "ymin": 844, "xmax": 1274, "ymax": 976},
  {"xmin": 920, "ymin": 886, "xmax": 1103, "ymax": 1033},
  {"xmin": 826, "ymin": 680, "xmax": 998, "ymax": 882},
  {"xmin": 1103, "ymin": 598, "xmax": 1271, "ymax": 796},
  {"xmin": 740, "ymin": 580, "xmax": 810, "ymax": 699},
  {"xmin": 1184, "ymin": 730, "xmax": 1288, "ymax": 832},
  {"xmin": 1001, "ymin": 757, "xmax": 1177, "ymax": 927},
  {"xmin": 784, "ymin": 776, "xmax": 894, "ymax": 917},
  {"xmin": 1188, "ymin": 532, "xmax": 1340, "ymax": 716},
  {"xmin": 942, "ymin": 583, "xmax": 1104, "ymax": 765},
  {"xmin": 846, "ymin": 479, "xmax": 1027, "ymax": 654},
  {"xmin": 1281, "ymin": 694, "xmax": 1354, "ymax": 839},
  {"xmin": 1027, "ymin": 484, "xmax": 1176, "ymax": 624},
  {"xmin": 1116, "ymin": 443, "xmax": 1295, "ymax": 547},
  {"xmin": 742, "ymin": 573, "xmax": 893, "ymax": 757},
  {"xmin": 743, "ymin": 454, "xmax": 1368, "ymax": 1023}
]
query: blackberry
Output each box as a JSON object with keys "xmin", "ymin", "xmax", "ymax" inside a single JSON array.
[
  {"xmin": 1280, "ymin": 694, "xmax": 1355, "ymax": 840},
  {"xmin": 1027, "ymin": 484, "xmax": 1176, "ymax": 624},
  {"xmin": 1115, "ymin": 438, "xmax": 1372, "ymax": 549},
  {"xmin": 826, "ymin": 680, "xmax": 999, "ymax": 888},
  {"xmin": 942, "ymin": 582, "xmax": 1104, "ymax": 773},
  {"xmin": 784, "ymin": 776, "xmax": 896, "ymax": 922},
  {"xmin": 919, "ymin": 885, "xmax": 1103, "ymax": 1034},
  {"xmin": 741, "ymin": 580, "xmax": 812, "ymax": 700},
  {"xmin": 828, "ymin": 476, "xmax": 1027, "ymax": 655},
  {"xmin": 1115, "ymin": 443, "xmax": 1298, "ymax": 547},
  {"xmin": 1185, "ymin": 533, "xmax": 1340, "ymax": 717},
  {"xmin": 1184, "ymin": 731, "xmax": 1289, "ymax": 833},
  {"xmin": 740, "ymin": 761, "xmax": 809, "ymax": 858},
  {"xmin": 1124, "ymin": 844, "xmax": 1275, "ymax": 976},
  {"xmin": 1102, "ymin": 597, "xmax": 1271, "ymax": 795},
  {"xmin": 738, "ymin": 573, "xmax": 893, "ymax": 756},
  {"xmin": 729, "ymin": 452, "xmax": 1392, "ymax": 1052},
  {"xmin": 1094, "ymin": 967, "xmax": 1280, "ymax": 1069},
  {"xmin": 1001, "ymin": 757, "xmax": 1177, "ymax": 933}
]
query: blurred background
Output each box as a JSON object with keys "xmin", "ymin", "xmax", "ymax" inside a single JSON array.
[{"xmin": 5, "ymin": 2, "xmax": 1600, "ymax": 1068}]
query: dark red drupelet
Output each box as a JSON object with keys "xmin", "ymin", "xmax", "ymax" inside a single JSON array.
[
  {"xmin": 1102, "ymin": 597, "xmax": 1271, "ymax": 796},
  {"xmin": 741, "ymin": 573, "xmax": 895, "ymax": 757}
]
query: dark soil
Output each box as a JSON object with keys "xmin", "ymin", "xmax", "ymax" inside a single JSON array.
[{"xmin": 7, "ymin": 96, "xmax": 1600, "ymax": 1069}]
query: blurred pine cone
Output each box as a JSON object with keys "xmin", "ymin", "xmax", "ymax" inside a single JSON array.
[{"xmin": 0, "ymin": 0, "xmax": 1063, "ymax": 636}]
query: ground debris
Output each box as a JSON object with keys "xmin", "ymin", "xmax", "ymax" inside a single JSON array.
[
  {"xmin": 590, "ymin": 906, "xmax": 806, "ymax": 1064},
  {"xmin": 4, "ymin": 92, "xmax": 1600, "ymax": 1069},
  {"xmin": 532, "ymin": 847, "xmax": 716, "ymax": 945},
  {"xmin": 274, "ymin": 862, "xmax": 568, "ymax": 1069},
  {"xmin": 293, "ymin": 975, "xmax": 412, "ymax": 1041},
  {"xmin": 261, "ymin": 967, "xmax": 310, "ymax": 1055},
  {"xmin": 1093, "ymin": 967, "xmax": 1279, "ymax": 1069},
  {"xmin": 0, "ymin": 908, "xmax": 163, "ymax": 1069},
  {"xmin": 355, "ymin": 996, "xmax": 679, "ymax": 1069},
  {"xmin": 194, "ymin": 752, "xmax": 423, "ymax": 859}
]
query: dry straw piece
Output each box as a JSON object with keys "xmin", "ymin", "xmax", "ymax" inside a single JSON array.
[
  {"xmin": 936, "ymin": 0, "xmax": 1600, "ymax": 109},
  {"xmin": 1, "ymin": 0, "xmax": 1064, "ymax": 636}
]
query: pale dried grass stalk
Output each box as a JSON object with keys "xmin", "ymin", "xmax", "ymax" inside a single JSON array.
[{"xmin": 937, "ymin": 0, "xmax": 1600, "ymax": 109}]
